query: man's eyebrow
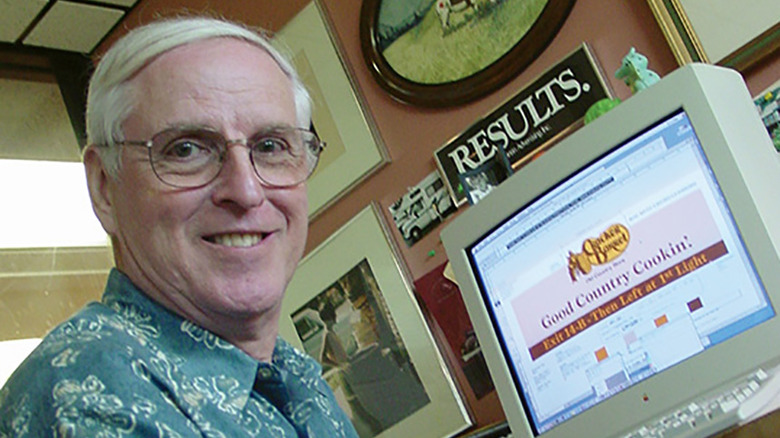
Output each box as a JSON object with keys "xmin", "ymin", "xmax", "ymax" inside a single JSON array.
[
  {"xmin": 252, "ymin": 123, "xmax": 298, "ymax": 132},
  {"xmin": 160, "ymin": 123, "xmax": 219, "ymax": 132}
]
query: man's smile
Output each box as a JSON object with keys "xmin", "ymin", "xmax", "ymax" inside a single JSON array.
[{"xmin": 205, "ymin": 232, "xmax": 266, "ymax": 247}]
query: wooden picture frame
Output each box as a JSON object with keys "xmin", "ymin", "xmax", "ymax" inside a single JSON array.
[
  {"xmin": 280, "ymin": 203, "xmax": 471, "ymax": 437},
  {"xmin": 646, "ymin": 0, "xmax": 780, "ymax": 72},
  {"xmin": 359, "ymin": 0, "xmax": 576, "ymax": 107},
  {"xmin": 277, "ymin": 2, "xmax": 389, "ymax": 218}
]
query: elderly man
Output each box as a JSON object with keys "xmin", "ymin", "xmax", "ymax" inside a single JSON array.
[{"xmin": 0, "ymin": 17, "xmax": 358, "ymax": 437}]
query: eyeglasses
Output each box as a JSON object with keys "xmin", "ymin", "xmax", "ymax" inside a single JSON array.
[{"xmin": 115, "ymin": 126, "xmax": 325, "ymax": 189}]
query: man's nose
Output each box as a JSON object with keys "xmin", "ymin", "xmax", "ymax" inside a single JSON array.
[{"xmin": 211, "ymin": 144, "xmax": 267, "ymax": 210}]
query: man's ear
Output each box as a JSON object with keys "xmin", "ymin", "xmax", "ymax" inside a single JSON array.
[{"xmin": 83, "ymin": 145, "xmax": 117, "ymax": 235}]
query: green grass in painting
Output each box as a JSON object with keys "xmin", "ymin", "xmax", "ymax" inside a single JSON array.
[{"xmin": 382, "ymin": 0, "xmax": 549, "ymax": 84}]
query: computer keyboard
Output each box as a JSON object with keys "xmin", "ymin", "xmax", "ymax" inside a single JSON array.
[
  {"xmin": 621, "ymin": 368, "xmax": 771, "ymax": 438},
  {"xmin": 737, "ymin": 367, "xmax": 780, "ymax": 421}
]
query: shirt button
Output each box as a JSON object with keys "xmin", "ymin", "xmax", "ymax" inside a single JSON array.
[{"xmin": 258, "ymin": 367, "xmax": 273, "ymax": 379}]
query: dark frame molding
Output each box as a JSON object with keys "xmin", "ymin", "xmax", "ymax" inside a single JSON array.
[{"xmin": 359, "ymin": 0, "xmax": 576, "ymax": 107}]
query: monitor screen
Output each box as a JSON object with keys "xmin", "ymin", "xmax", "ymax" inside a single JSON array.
[
  {"xmin": 468, "ymin": 108, "xmax": 773, "ymax": 434},
  {"xmin": 442, "ymin": 64, "xmax": 780, "ymax": 438}
]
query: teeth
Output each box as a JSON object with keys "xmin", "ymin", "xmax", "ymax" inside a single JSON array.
[{"xmin": 212, "ymin": 233, "xmax": 261, "ymax": 247}]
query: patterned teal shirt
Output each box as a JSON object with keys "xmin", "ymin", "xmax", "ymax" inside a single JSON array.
[{"xmin": 0, "ymin": 269, "xmax": 358, "ymax": 437}]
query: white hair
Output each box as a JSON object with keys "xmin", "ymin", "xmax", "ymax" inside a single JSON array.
[{"xmin": 86, "ymin": 17, "xmax": 312, "ymax": 175}]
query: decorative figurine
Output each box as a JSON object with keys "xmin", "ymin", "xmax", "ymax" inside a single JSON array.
[
  {"xmin": 584, "ymin": 97, "xmax": 621, "ymax": 125},
  {"xmin": 615, "ymin": 47, "xmax": 661, "ymax": 94},
  {"xmin": 585, "ymin": 48, "xmax": 662, "ymax": 124}
]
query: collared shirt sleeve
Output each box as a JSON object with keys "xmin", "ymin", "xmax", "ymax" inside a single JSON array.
[{"xmin": 0, "ymin": 269, "xmax": 358, "ymax": 437}]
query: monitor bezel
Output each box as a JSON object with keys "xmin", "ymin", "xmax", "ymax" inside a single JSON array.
[{"xmin": 441, "ymin": 64, "xmax": 780, "ymax": 438}]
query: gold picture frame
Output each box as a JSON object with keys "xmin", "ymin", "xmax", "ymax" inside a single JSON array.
[
  {"xmin": 276, "ymin": 2, "xmax": 389, "ymax": 218},
  {"xmin": 279, "ymin": 203, "xmax": 471, "ymax": 437},
  {"xmin": 647, "ymin": 0, "xmax": 780, "ymax": 71}
]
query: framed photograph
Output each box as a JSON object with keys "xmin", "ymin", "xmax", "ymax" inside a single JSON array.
[
  {"xmin": 754, "ymin": 79, "xmax": 780, "ymax": 152},
  {"xmin": 458, "ymin": 147, "xmax": 512, "ymax": 205},
  {"xmin": 277, "ymin": 2, "xmax": 389, "ymax": 218},
  {"xmin": 359, "ymin": 0, "xmax": 576, "ymax": 107},
  {"xmin": 646, "ymin": 0, "xmax": 780, "ymax": 72},
  {"xmin": 388, "ymin": 171, "xmax": 457, "ymax": 248},
  {"xmin": 280, "ymin": 203, "xmax": 471, "ymax": 437},
  {"xmin": 414, "ymin": 262, "xmax": 497, "ymax": 400}
]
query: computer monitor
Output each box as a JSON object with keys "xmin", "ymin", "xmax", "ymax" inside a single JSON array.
[{"xmin": 441, "ymin": 63, "xmax": 780, "ymax": 438}]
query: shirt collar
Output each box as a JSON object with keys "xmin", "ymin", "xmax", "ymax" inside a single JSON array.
[
  {"xmin": 101, "ymin": 269, "xmax": 325, "ymax": 408},
  {"xmin": 101, "ymin": 268, "xmax": 260, "ymax": 401}
]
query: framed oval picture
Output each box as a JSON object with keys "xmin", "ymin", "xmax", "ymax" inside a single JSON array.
[{"xmin": 359, "ymin": 0, "xmax": 576, "ymax": 107}]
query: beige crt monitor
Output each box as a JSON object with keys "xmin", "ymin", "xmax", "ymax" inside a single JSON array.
[{"xmin": 441, "ymin": 63, "xmax": 780, "ymax": 438}]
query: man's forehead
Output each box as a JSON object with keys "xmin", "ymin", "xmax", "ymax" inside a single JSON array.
[
  {"xmin": 143, "ymin": 37, "xmax": 281, "ymax": 74},
  {"xmin": 131, "ymin": 38, "xmax": 293, "ymax": 101},
  {"xmin": 122, "ymin": 38, "xmax": 297, "ymax": 137}
]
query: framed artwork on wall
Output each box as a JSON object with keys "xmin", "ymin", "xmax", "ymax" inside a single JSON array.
[
  {"xmin": 646, "ymin": 0, "xmax": 780, "ymax": 72},
  {"xmin": 754, "ymin": 78, "xmax": 780, "ymax": 153},
  {"xmin": 414, "ymin": 262, "xmax": 505, "ymax": 425},
  {"xmin": 434, "ymin": 44, "xmax": 613, "ymax": 206},
  {"xmin": 388, "ymin": 170, "xmax": 457, "ymax": 248},
  {"xmin": 279, "ymin": 203, "xmax": 471, "ymax": 437},
  {"xmin": 359, "ymin": 0, "xmax": 576, "ymax": 107},
  {"xmin": 277, "ymin": 2, "xmax": 389, "ymax": 219}
]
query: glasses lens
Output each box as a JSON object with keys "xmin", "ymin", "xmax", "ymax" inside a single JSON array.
[
  {"xmin": 249, "ymin": 128, "xmax": 322, "ymax": 187},
  {"xmin": 149, "ymin": 129, "xmax": 222, "ymax": 188},
  {"xmin": 143, "ymin": 127, "xmax": 322, "ymax": 188}
]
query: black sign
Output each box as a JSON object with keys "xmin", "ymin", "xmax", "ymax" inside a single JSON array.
[{"xmin": 434, "ymin": 44, "xmax": 613, "ymax": 205}]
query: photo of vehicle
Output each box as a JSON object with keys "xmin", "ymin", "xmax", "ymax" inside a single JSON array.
[{"xmin": 389, "ymin": 171, "xmax": 457, "ymax": 246}]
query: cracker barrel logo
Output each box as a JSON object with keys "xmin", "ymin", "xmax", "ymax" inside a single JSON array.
[{"xmin": 568, "ymin": 224, "xmax": 630, "ymax": 281}]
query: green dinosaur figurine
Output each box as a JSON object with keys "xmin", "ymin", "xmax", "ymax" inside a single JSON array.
[{"xmin": 615, "ymin": 47, "xmax": 660, "ymax": 94}]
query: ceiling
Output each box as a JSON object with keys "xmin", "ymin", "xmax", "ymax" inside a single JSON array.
[
  {"xmin": 0, "ymin": 0, "xmax": 310, "ymax": 162},
  {"xmin": 1, "ymin": 0, "xmax": 138, "ymax": 53},
  {"xmin": 1, "ymin": 0, "xmax": 141, "ymax": 161}
]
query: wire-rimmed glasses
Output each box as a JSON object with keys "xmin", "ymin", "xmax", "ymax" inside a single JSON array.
[{"xmin": 114, "ymin": 126, "xmax": 325, "ymax": 189}]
